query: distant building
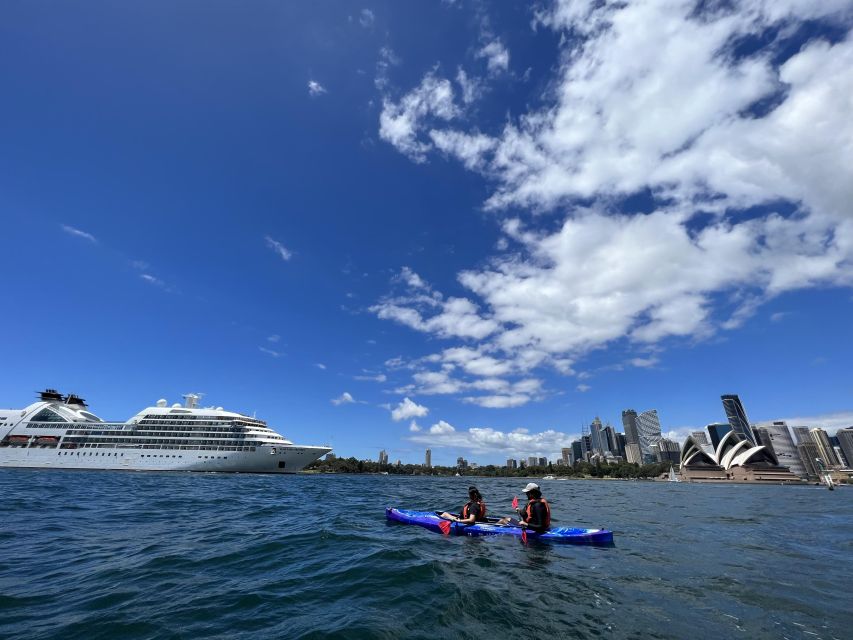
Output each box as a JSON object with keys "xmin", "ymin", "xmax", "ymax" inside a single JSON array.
[
  {"xmin": 636, "ymin": 409, "xmax": 663, "ymax": 462},
  {"xmin": 625, "ymin": 443, "xmax": 643, "ymax": 465},
  {"xmin": 581, "ymin": 435, "xmax": 592, "ymax": 461},
  {"xmin": 657, "ymin": 438, "xmax": 681, "ymax": 464},
  {"xmin": 810, "ymin": 428, "xmax": 840, "ymax": 467},
  {"xmin": 837, "ymin": 429, "xmax": 853, "ymax": 469},
  {"xmin": 753, "ymin": 422, "xmax": 806, "ymax": 478},
  {"xmin": 603, "ymin": 424, "xmax": 618, "ymax": 454},
  {"xmin": 791, "ymin": 426, "xmax": 813, "ymax": 445},
  {"xmin": 690, "ymin": 431, "xmax": 710, "ymax": 446},
  {"xmin": 506, "ymin": 458, "xmax": 517, "ymax": 469},
  {"xmin": 680, "ymin": 430, "xmax": 800, "ymax": 483},
  {"xmin": 379, "ymin": 449, "xmax": 389, "ymax": 466},
  {"xmin": 561, "ymin": 447, "xmax": 572, "ymax": 466},
  {"xmin": 614, "ymin": 433, "xmax": 627, "ymax": 459},
  {"xmin": 425, "ymin": 449, "xmax": 432, "ymax": 468},
  {"xmin": 571, "ymin": 440, "xmax": 583, "ymax": 465},
  {"xmin": 457, "ymin": 456, "xmax": 468, "ymax": 470},
  {"xmin": 707, "ymin": 423, "xmax": 732, "ymax": 449},
  {"xmin": 527, "ymin": 456, "xmax": 537, "ymax": 468},
  {"xmin": 590, "ymin": 417, "xmax": 605, "ymax": 454},
  {"xmin": 721, "ymin": 394, "xmax": 757, "ymax": 445},
  {"xmin": 538, "ymin": 456, "xmax": 547, "ymax": 467},
  {"xmin": 797, "ymin": 442, "xmax": 820, "ymax": 477},
  {"xmin": 622, "ymin": 409, "xmax": 640, "ymax": 447}
]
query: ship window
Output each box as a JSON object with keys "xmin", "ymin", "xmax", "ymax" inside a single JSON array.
[{"xmin": 30, "ymin": 408, "xmax": 68, "ymax": 423}]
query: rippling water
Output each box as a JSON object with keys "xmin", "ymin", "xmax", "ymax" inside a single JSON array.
[{"xmin": 1, "ymin": 470, "xmax": 851, "ymax": 639}]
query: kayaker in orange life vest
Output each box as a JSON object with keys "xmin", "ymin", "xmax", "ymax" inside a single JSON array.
[
  {"xmin": 440, "ymin": 486, "xmax": 487, "ymax": 524},
  {"xmin": 497, "ymin": 482, "xmax": 551, "ymax": 533}
]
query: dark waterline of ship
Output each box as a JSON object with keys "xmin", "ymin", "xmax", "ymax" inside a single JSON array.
[{"xmin": 1, "ymin": 470, "xmax": 851, "ymax": 639}]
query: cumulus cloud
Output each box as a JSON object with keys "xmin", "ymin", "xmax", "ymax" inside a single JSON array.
[
  {"xmin": 379, "ymin": 72, "xmax": 460, "ymax": 161},
  {"xmin": 429, "ymin": 420, "xmax": 456, "ymax": 434},
  {"xmin": 391, "ymin": 397, "xmax": 429, "ymax": 421},
  {"xmin": 477, "ymin": 39, "xmax": 509, "ymax": 74},
  {"xmin": 265, "ymin": 236, "xmax": 292, "ymax": 261},
  {"xmin": 409, "ymin": 420, "xmax": 422, "ymax": 432},
  {"xmin": 307, "ymin": 80, "xmax": 327, "ymax": 96},
  {"xmin": 61, "ymin": 224, "xmax": 96, "ymax": 243},
  {"xmin": 359, "ymin": 8, "xmax": 375, "ymax": 28},
  {"xmin": 332, "ymin": 392, "xmax": 356, "ymax": 405},
  {"xmin": 409, "ymin": 423, "xmax": 578, "ymax": 460}
]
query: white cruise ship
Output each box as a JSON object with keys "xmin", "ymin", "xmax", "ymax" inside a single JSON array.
[{"xmin": 0, "ymin": 390, "xmax": 331, "ymax": 473}]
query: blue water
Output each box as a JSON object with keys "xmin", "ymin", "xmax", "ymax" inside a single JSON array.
[{"xmin": 1, "ymin": 470, "xmax": 851, "ymax": 639}]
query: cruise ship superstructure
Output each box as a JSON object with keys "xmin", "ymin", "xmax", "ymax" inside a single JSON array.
[{"xmin": 0, "ymin": 390, "xmax": 331, "ymax": 473}]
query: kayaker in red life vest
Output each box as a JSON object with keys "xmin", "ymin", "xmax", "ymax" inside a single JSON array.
[
  {"xmin": 498, "ymin": 483, "xmax": 551, "ymax": 533},
  {"xmin": 440, "ymin": 486, "xmax": 487, "ymax": 524}
]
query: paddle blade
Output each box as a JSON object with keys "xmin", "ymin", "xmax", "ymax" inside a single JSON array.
[
  {"xmin": 521, "ymin": 529, "xmax": 528, "ymax": 544},
  {"xmin": 512, "ymin": 496, "xmax": 519, "ymax": 509},
  {"xmin": 438, "ymin": 520, "xmax": 451, "ymax": 536}
]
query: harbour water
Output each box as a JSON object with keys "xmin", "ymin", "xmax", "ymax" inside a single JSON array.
[{"xmin": 1, "ymin": 470, "xmax": 851, "ymax": 639}]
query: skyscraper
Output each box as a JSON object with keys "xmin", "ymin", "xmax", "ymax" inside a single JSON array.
[
  {"xmin": 561, "ymin": 447, "xmax": 572, "ymax": 465},
  {"xmin": 506, "ymin": 458, "xmax": 517, "ymax": 469},
  {"xmin": 810, "ymin": 428, "xmax": 840, "ymax": 467},
  {"xmin": 752, "ymin": 422, "xmax": 805, "ymax": 477},
  {"xmin": 797, "ymin": 442, "xmax": 820, "ymax": 477},
  {"xmin": 636, "ymin": 409, "xmax": 663, "ymax": 461},
  {"xmin": 528, "ymin": 456, "xmax": 537, "ymax": 468},
  {"xmin": 379, "ymin": 449, "xmax": 388, "ymax": 466},
  {"xmin": 614, "ymin": 433, "xmax": 627, "ymax": 459},
  {"xmin": 791, "ymin": 426, "xmax": 813, "ymax": 445},
  {"xmin": 538, "ymin": 456, "xmax": 547, "ymax": 467},
  {"xmin": 424, "ymin": 449, "xmax": 431, "ymax": 468},
  {"xmin": 571, "ymin": 440, "xmax": 583, "ymax": 464},
  {"xmin": 622, "ymin": 409, "xmax": 640, "ymax": 446},
  {"xmin": 837, "ymin": 428, "xmax": 853, "ymax": 469},
  {"xmin": 590, "ymin": 417, "xmax": 605, "ymax": 454},
  {"xmin": 707, "ymin": 423, "xmax": 732, "ymax": 449},
  {"xmin": 721, "ymin": 394, "xmax": 756, "ymax": 445},
  {"xmin": 603, "ymin": 424, "xmax": 617, "ymax": 453},
  {"xmin": 657, "ymin": 438, "xmax": 681, "ymax": 464}
]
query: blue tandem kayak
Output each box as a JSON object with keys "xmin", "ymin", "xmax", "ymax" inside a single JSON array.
[{"xmin": 386, "ymin": 508, "xmax": 613, "ymax": 545}]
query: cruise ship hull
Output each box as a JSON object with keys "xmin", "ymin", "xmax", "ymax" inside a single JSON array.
[{"xmin": 0, "ymin": 445, "xmax": 329, "ymax": 474}]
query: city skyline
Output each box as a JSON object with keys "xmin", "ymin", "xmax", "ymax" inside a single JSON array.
[{"xmin": 2, "ymin": 3, "xmax": 852, "ymax": 467}]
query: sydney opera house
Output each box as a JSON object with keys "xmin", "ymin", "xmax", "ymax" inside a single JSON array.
[{"xmin": 679, "ymin": 429, "xmax": 801, "ymax": 482}]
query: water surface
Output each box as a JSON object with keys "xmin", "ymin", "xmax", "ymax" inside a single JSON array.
[{"xmin": 1, "ymin": 470, "xmax": 851, "ymax": 639}]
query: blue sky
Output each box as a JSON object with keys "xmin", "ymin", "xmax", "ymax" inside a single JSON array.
[{"xmin": 2, "ymin": 1, "xmax": 852, "ymax": 465}]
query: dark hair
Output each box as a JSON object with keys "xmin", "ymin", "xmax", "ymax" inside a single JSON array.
[{"xmin": 468, "ymin": 486, "xmax": 482, "ymax": 501}]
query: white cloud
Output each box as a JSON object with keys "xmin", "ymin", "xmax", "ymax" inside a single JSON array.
[
  {"xmin": 140, "ymin": 274, "xmax": 166, "ymax": 288},
  {"xmin": 61, "ymin": 224, "xmax": 96, "ymax": 243},
  {"xmin": 307, "ymin": 80, "xmax": 327, "ymax": 97},
  {"xmin": 455, "ymin": 67, "xmax": 482, "ymax": 104},
  {"xmin": 410, "ymin": 423, "xmax": 579, "ymax": 460},
  {"xmin": 375, "ymin": 46, "xmax": 400, "ymax": 91},
  {"xmin": 259, "ymin": 346, "xmax": 282, "ymax": 358},
  {"xmin": 267, "ymin": 334, "xmax": 281, "ymax": 343},
  {"xmin": 359, "ymin": 8, "xmax": 375, "ymax": 28},
  {"xmin": 355, "ymin": 372, "xmax": 387, "ymax": 382},
  {"xmin": 264, "ymin": 236, "xmax": 292, "ymax": 261},
  {"xmin": 373, "ymin": 1, "xmax": 853, "ymax": 402},
  {"xmin": 315, "ymin": 363, "xmax": 327, "ymax": 370},
  {"xmin": 576, "ymin": 384, "xmax": 591, "ymax": 393},
  {"xmin": 776, "ymin": 411, "xmax": 853, "ymax": 435},
  {"xmin": 429, "ymin": 420, "xmax": 456, "ymax": 434},
  {"xmin": 391, "ymin": 397, "xmax": 429, "ymax": 421},
  {"xmin": 477, "ymin": 39, "xmax": 509, "ymax": 74},
  {"xmin": 409, "ymin": 420, "xmax": 422, "ymax": 432},
  {"xmin": 379, "ymin": 72, "xmax": 460, "ymax": 162},
  {"xmin": 332, "ymin": 392, "xmax": 356, "ymax": 406}
]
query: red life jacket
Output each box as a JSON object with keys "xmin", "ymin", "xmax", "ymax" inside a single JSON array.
[
  {"xmin": 525, "ymin": 497, "xmax": 551, "ymax": 529},
  {"xmin": 462, "ymin": 499, "xmax": 487, "ymax": 521}
]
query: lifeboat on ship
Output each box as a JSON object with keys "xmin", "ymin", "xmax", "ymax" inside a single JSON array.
[
  {"xmin": 8, "ymin": 435, "xmax": 31, "ymax": 445},
  {"xmin": 35, "ymin": 436, "xmax": 59, "ymax": 446}
]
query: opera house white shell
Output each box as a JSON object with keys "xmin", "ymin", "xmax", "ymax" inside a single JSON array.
[{"xmin": 680, "ymin": 429, "xmax": 778, "ymax": 470}]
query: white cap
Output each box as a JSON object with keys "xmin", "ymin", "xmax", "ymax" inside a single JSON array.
[{"xmin": 522, "ymin": 482, "xmax": 540, "ymax": 493}]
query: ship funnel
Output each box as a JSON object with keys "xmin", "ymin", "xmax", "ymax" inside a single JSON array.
[
  {"xmin": 182, "ymin": 393, "xmax": 202, "ymax": 409},
  {"xmin": 156, "ymin": 399, "xmax": 167, "ymax": 408}
]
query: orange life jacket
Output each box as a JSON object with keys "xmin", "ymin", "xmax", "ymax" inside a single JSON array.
[
  {"xmin": 525, "ymin": 497, "xmax": 551, "ymax": 529},
  {"xmin": 462, "ymin": 499, "xmax": 487, "ymax": 521}
]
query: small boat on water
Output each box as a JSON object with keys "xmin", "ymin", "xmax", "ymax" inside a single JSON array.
[
  {"xmin": 668, "ymin": 466, "xmax": 680, "ymax": 482},
  {"xmin": 386, "ymin": 508, "xmax": 614, "ymax": 545}
]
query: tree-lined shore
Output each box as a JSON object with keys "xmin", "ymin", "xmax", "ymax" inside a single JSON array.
[{"xmin": 306, "ymin": 457, "xmax": 672, "ymax": 479}]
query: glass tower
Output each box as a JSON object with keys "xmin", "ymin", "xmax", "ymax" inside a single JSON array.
[
  {"xmin": 636, "ymin": 409, "xmax": 663, "ymax": 461},
  {"xmin": 721, "ymin": 394, "xmax": 756, "ymax": 445}
]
